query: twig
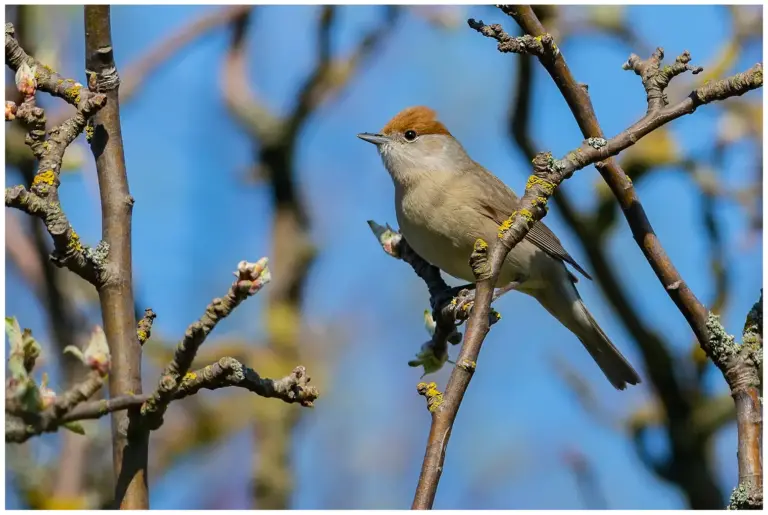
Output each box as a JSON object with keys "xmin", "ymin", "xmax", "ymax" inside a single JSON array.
[
  {"xmin": 6, "ymin": 357, "xmax": 318, "ymax": 443},
  {"xmin": 136, "ymin": 308, "xmax": 156, "ymax": 346},
  {"xmin": 141, "ymin": 259, "xmax": 272, "ymax": 429},
  {"xmin": 407, "ymin": 9, "xmax": 762, "ymax": 508},
  {"xmin": 6, "ymin": 371, "xmax": 104, "ymax": 444}
]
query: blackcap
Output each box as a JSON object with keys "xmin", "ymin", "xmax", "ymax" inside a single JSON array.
[{"xmin": 358, "ymin": 106, "xmax": 641, "ymax": 390}]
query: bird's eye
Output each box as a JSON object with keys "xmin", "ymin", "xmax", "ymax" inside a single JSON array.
[{"xmin": 404, "ymin": 130, "xmax": 417, "ymax": 141}]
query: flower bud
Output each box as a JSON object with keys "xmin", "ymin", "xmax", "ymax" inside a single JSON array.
[
  {"xmin": 15, "ymin": 62, "xmax": 37, "ymax": 97},
  {"xmin": 64, "ymin": 325, "xmax": 111, "ymax": 376},
  {"xmin": 234, "ymin": 257, "xmax": 272, "ymax": 295},
  {"xmin": 39, "ymin": 373, "xmax": 57, "ymax": 409},
  {"xmin": 5, "ymin": 101, "xmax": 17, "ymax": 121}
]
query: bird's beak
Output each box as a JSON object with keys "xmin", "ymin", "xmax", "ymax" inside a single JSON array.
[{"xmin": 357, "ymin": 132, "xmax": 390, "ymax": 146}]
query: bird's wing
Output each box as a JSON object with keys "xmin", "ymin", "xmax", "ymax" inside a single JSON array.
[{"xmin": 467, "ymin": 165, "xmax": 592, "ymax": 281}]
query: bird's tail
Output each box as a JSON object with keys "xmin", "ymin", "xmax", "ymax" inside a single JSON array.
[{"xmin": 533, "ymin": 281, "xmax": 641, "ymax": 390}]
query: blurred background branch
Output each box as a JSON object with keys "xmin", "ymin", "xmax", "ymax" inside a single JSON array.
[{"xmin": 220, "ymin": 5, "xmax": 401, "ymax": 508}]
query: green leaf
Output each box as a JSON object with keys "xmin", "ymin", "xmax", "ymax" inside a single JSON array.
[{"xmin": 5, "ymin": 316, "xmax": 23, "ymax": 351}]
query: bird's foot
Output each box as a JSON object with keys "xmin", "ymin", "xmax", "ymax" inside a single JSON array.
[{"xmin": 450, "ymin": 281, "xmax": 521, "ymax": 324}]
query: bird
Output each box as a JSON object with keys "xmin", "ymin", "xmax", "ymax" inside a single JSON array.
[{"xmin": 358, "ymin": 106, "xmax": 641, "ymax": 390}]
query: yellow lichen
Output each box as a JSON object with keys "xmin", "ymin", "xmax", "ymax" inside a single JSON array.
[
  {"xmin": 459, "ymin": 359, "xmax": 476, "ymax": 371},
  {"xmin": 67, "ymin": 230, "xmax": 82, "ymax": 252},
  {"xmin": 183, "ymin": 371, "xmax": 197, "ymax": 382},
  {"xmin": 498, "ymin": 214, "xmax": 516, "ymax": 238},
  {"xmin": 531, "ymin": 196, "xmax": 549, "ymax": 212},
  {"xmin": 417, "ymin": 381, "xmax": 444, "ymax": 413},
  {"xmin": 525, "ymin": 175, "xmax": 555, "ymax": 195},
  {"xmin": 519, "ymin": 209, "xmax": 534, "ymax": 223},
  {"xmin": 67, "ymin": 84, "xmax": 82, "ymax": 104},
  {"xmin": 32, "ymin": 169, "xmax": 55, "ymax": 186},
  {"xmin": 85, "ymin": 124, "xmax": 94, "ymax": 142},
  {"xmin": 137, "ymin": 329, "xmax": 147, "ymax": 343}
]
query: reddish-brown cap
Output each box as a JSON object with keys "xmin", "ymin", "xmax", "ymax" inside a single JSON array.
[{"xmin": 380, "ymin": 106, "xmax": 451, "ymax": 137}]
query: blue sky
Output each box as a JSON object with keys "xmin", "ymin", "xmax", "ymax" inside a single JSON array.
[{"xmin": 5, "ymin": 5, "xmax": 763, "ymax": 509}]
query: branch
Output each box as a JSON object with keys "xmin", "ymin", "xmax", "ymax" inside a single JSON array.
[
  {"xmin": 497, "ymin": 4, "xmax": 761, "ymax": 368},
  {"xmin": 407, "ymin": 8, "xmax": 762, "ymax": 508},
  {"xmin": 83, "ymin": 6, "xmax": 145, "ymax": 509},
  {"xmin": 721, "ymin": 291, "xmax": 763, "ymax": 510},
  {"xmin": 6, "ymin": 370, "xmax": 104, "ymax": 444},
  {"xmin": 286, "ymin": 6, "xmax": 401, "ymax": 139},
  {"xmin": 505, "ymin": 14, "xmax": 738, "ymax": 507},
  {"xmin": 220, "ymin": 8, "xmax": 284, "ymax": 143},
  {"xmin": 5, "ymin": 23, "xmax": 109, "ymax": 286},
  {"xmin": 141, "ymin": 259, "xmax": 273, "ymax": 429},
  {"xmin": 6, "ymin": 357, "xmax": 318, "ymax": 443}
]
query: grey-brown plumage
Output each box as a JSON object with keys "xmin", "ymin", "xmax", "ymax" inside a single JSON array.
[{"xmin": 358, "ymin": 106, "xmax": 641, "ymax": 390}]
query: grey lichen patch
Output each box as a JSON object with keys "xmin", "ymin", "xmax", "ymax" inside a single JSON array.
[
  {"xmin": 728, "ymin": 482, "xmax": 761, "ymax": 510},
  {"xmin": 586, "ymin": 137, "xmax": 607, "ymax": 149},
  {"xmin": 706, "ymin": 312, "xmax": 737, "ymax": 362},
  {"xmin": 84, "ymin": 240, "xmax": 110, "ymax": 266},
  {"xmin": 546, "ymin": 154, "xmax": 566, "ymax": 173}
]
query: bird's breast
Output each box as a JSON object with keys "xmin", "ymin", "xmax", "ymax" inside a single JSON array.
[{"xmin": 395, "ymin": 183, "xmax": 480, "ymax": 282}]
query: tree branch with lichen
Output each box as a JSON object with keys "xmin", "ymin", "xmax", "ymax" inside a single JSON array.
[
  {"xmin": 5, "ymin": 23, "xmax": 109, "ymax": 286},
  {"xmin": 505, "ymin": 18, "xmax": 735, "ymax": 505},
  {"xmin": 6, "ymin": 356, "xmax": 317, "ymax": 444},
  {"xmin": 141, "ymin": 259, "xmax": 271, "ymax": 428},
  {"xmin": 404, "ymin": 8, "xmax": 763, "ymax": 509}
]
